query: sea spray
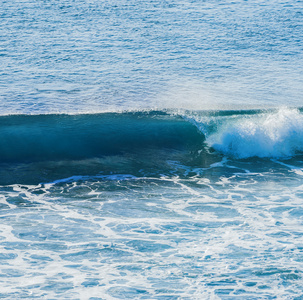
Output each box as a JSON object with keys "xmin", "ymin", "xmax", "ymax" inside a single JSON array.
[{"xmin": 206, "ymin": 108, "xmax": 303, "ymax": 158}]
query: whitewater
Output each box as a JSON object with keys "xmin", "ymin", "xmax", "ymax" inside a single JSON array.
[{"xmin": 1, "ymin": 0, "xmax": 303, "ymax": 299}]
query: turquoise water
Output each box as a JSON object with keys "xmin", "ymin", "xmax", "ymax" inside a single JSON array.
[{"xmin": 1, "ymin": 0, "xmax": 303, "ymax": 299}]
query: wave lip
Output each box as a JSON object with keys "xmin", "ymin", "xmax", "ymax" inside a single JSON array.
[{"xmin": 207, "ymin": 108, "xmax": 303, "ymax": 159}]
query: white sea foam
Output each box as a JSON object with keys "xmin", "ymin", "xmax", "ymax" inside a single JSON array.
[
  {"xmin": 1, "ymin": 173, "xmax": 303, "ymax": 299},
  {"xmin": 207, "ymin": 108, "xmax": 303, "ymax": 158}
]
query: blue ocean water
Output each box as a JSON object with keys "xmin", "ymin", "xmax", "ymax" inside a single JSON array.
[{"xmin": 1, "ymin": 0, "xmax": 303, "ymax": 299}]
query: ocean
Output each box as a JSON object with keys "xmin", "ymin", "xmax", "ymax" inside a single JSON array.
[{"xmin": 1, "ymin": 0, "xmax": 303, "ymax": 299}]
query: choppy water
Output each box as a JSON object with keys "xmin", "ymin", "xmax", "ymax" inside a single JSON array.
[{"xmin": 1, "ymin": 0, "xmax": 303, "ymax": 299}]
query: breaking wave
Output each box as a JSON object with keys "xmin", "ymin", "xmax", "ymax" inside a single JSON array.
[
  {"xmin": 1, "ymin": 107, "xmax": 303, "ymax": 184},
  {"xmin": 205, "ymin": 108, "xmax": 303, "ymax": 158}
]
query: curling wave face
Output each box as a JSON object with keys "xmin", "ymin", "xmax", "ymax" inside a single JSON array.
[{"xmin": 0, "ymin": 111, "xmax": 203, "ymax": 163}]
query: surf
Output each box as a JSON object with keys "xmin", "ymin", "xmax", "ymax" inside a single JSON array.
[
  {"xmin": 1, "ymin": 107, "xmax": 303, "ymax": 185},
  {"xmin": 203, "ymin": 107, "xmax": 303, "ymax": 159}
]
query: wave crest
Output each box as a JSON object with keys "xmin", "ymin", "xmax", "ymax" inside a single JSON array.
[{"xmin": 208, "ymin": 108, "xmax": 303, "ymax": 158}]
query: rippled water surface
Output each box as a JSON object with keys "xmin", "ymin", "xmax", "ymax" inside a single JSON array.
[{"xmin": 1, "ymin": 0, "xmax": 302, "ymax": 113}]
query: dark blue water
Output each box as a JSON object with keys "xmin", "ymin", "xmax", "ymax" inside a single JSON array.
[{"xmin": 1, "ymin": 0, "xmax": 303, "ymax": 299}]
